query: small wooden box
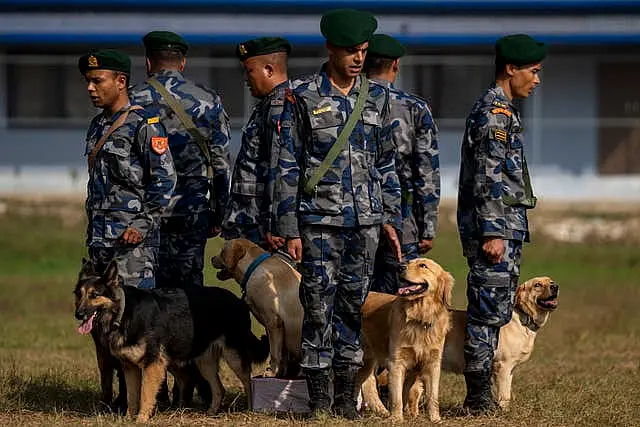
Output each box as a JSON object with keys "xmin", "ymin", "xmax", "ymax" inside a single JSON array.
[{"xmin": 251, "ymin": 376, "xmax": 313, "ymax": 414}]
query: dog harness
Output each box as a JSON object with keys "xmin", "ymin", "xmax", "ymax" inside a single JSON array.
[
  {"xmin": 515, "ymin": 307, "xmax": 541, "ymax": 332},
  {"xmin": 240, "ymin": 252, "xmax": 272, "ymax": 298}
]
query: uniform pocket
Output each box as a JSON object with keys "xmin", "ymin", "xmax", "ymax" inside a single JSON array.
[
  {"xmin": 303, "ymin": 167, "xmax": 343, "ymax": 214},
  {"xmin": 101, "ymin": 139, "xmax": 131, "ymax": 184},
  {"xmin": 368, "ymin": 168, "xmax": 384, "ymax": 213}
]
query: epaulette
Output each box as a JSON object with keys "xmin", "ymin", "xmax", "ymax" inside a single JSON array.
[
  {"xmin": 408, "ymin": 92, "xmax": 432, "ymax": 109},
  {"xmin": 291, "ymin": 74, "xmax": 315, "ymax": 89}
]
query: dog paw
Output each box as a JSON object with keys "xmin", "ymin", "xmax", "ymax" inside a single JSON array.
[
  {"xmin": 372, "ymin": 406, "xmax": 390, "ymax": 417},
  {"xmin": 136, "ymin": 413, "xmax": 150, "ymax": 423},
  {"xmin": 389, "ymin": 413, "xmax": 404, "ymax": 423},
  {"xmin": 430, "ymin": 415, "xmax": 442, "ymax": 424}
]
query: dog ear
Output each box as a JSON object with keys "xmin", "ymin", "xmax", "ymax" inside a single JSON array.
[
  {"xmin": 515, "ymin": 282, "xmax": 527, "ymax": 305},
  {"xmin": 439, "ymin": 271, "xmax": 454, "ymax": 310},
  {"xmin": 225, "ymin": 239, "xmax": 248, "ymax": 270},
  {"xmin": 79, "ymin": 257, "xmax": 96, "ymax": 279},
  {"xmin": 103, "ymin": 259, "xmax": 120, "ymax": 288}
]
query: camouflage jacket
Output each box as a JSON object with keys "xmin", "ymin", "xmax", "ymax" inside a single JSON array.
[
  {"xmin": 222, "ymin": 80, "xmax": 290, "ymax": 242},
  {"xmin": 130, "ymin": 70, "xmax": 232, "ymax": 221},
  {"xmin": 85, "ymin": 104, "xmax": 176, "ymax": 248},
  {"xmin": 275, "ymin": 69, "xmax": 401, "ymax": 237},
  {"xmin": 372, "ymin": 78, "xmax": 440, "ymax": 243},
  {"xmin": 457, "ymin": 83, "xmax": 534, "ymax": 256}
]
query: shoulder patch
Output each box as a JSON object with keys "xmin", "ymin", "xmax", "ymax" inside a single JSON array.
[
  {"xmin": 147, "ymin": 116, "xmax": 160, "ymax": 124},
  {"xmin": 493, "ymin": 128, "xmax": 508, "ymax": 143},
  {"xmin": 491, "ymin": 107, "xmax": 512, "ymax": 117},
  {"xmin": 151, "ymin": 136, "xmax": 169, "ymax": 155}
]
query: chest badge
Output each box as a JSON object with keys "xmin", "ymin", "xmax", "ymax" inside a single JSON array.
[{"xmin": 312, "ymin": 105, "xmax": 332, "ymax": 115}]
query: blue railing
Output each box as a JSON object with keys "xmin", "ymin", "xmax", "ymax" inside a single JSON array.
[{"xmin": 5, "ymin": 0, "xmax": 640, "ymax": 11}]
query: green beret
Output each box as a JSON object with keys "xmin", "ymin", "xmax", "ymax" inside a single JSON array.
[
  {"xmin": 495, "ymin": 34, "xmax": 547, "ymax": 66},
  {"xmin": 235, "ymin": 37, "xmax": 292, "ymax": 61},
  {"xmin": 368, "ymin": 34, "xmax": 406, "ymax": 59},
  {"xmin": 143, "ymin": 31, "xmax": 189, "ymax": 54},
  {"xmin": 321, "ymin": 9, "xmax": 377, "ymax": 47},
  {"xmin": 78, "ymin": 49, "xmax": 131, "ymax": 75}
]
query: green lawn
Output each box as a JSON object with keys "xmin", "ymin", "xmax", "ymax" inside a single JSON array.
[{"xmin": 0, "ymin": 197, "xmax": 639, "ymax": 426}]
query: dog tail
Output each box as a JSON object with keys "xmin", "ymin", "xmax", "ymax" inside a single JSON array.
[{"xmin": 249, "ymin": 333, "xmax": 270, "ymax": 364}]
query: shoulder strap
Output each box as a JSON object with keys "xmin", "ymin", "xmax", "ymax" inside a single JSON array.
[
  {"xmin": 304, "ymin": 75, "xmax": 369, "ymax": 195},
  {"xmin": 147, "ymin": 77, "xmax": 213, "ymax": 179},
  {"xmin": 88, "ymin": 105, "xmax": 143, "ymax": 173}
]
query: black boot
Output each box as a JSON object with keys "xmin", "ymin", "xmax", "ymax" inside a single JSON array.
[
  {"xmin": 332, "ymin": 366, "xmax": 360, "ymax": 420},
  {"xmin": 305, "ymin": 369, "xmax": 331, "ymax": 419},
  {"xmin": 463, "ymin": 370, "xmax": 498, "ymax": 415}
]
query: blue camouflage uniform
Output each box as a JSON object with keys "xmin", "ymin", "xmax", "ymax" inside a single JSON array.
[
  {"xmin": 370, "ymin": 79, "xmax": 440, "ymax": 294},
  {"xmin": 222, "ymin": 80, "xmax": 290, "ymax": 246},
  {"xmin": 130, "ymin": 70, "xmax": 232, "ymax": 289},
  {"xmin": 85, "ymin": 105, "xmax": 176, "ymax": 289},
  {"xmin": 275, "ymin": 69, "xmax": 401, "ymax": 371},
  {"xmin": 457, "ymin": 83, "xmax": 536, "ymax": 373}
]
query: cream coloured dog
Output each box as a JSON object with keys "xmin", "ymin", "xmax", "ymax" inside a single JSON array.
[
  {"xmin": 441, "ymin": 276, "xmax": 559, "ymax": 409},
  {"xmin": 211, "ymin": 238, "xmax": 303, "ymax": 378}
]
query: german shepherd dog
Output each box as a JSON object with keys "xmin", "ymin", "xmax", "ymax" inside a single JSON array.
[{"xmin": 74, "ymin": 259, "xmax": 269, "ymax": 422}]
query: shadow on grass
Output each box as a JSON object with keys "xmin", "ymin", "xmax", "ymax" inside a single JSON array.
[{"xmin": 1, "ymin": 368, "xmax": 101, "ymax": 415}]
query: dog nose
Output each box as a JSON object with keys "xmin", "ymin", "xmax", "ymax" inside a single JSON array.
[
  {"xmin": 75, "ymin": 309, "xmax": 84, "ymax": 320},
  {"xmin": 550, "ymin": 283, "xmax": 559, "ymax": 292}
]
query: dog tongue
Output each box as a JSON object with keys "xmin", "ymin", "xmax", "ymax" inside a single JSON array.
[
  {"xmin": 398, "ymin": 285, "xmax": 420, "ymax": 295},
  {"xmin": 77, "ymin": 313, "xmax": 96, "ymax": 335}
]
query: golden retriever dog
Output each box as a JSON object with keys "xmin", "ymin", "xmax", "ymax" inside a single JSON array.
[
  {"xmin": 357, "ymin": 258, "xmax": 453, "ymax": 422},
  {"xmin": 211, "ymin": 238, "xmax": 303, "ymax": 378},
  {"xmin": 441, "ymin": 276, "xmax": 559, "ymax": 409}
]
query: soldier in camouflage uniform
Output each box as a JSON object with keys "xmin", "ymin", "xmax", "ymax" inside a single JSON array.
[
  {"xmin": 222, "ymin": 37, "xmax": 292, "ymax": 250},
  {"xmin": 364, "ymin": 34, "xmax": 441, "ymax": 295},
  {"xmin": 80, "ymin": 49, "xmax": 176, "ymax": 411},
  {"xmin": 80, "ymin": 49, "xmax": 176, "ymax": 289},
  {"xmin": 130, "ymin": 31, "xmax": 232, "ymax": 290},
  {"xmin": 457, "ymin": 34, "xmax": 546, "ymax": 414},
  {"xmin": 273, "ymin": 10, "xmax": 402, "ymax": 419}
]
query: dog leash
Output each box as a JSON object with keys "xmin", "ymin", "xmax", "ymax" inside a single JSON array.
[{"xmin": 240, "ymin": 252, "xmax": 272, "ymax": 298}]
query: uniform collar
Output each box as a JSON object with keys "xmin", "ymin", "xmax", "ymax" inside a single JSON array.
[
  {"xmin": 267, "ymin": 79, "xmax": 291, "ymax": 98},
  {"xmin": 150, "ymin": 69, "xmax": 185, "ymax": 81},
  {"xmin": 369, "ymin": 77, "xmax": 393, "ymax": 89},
  {"xmin": 489, "ymin": 82, "xmax": 514, "ymax": 108},
  {"xmin": 317, "ymin": 63, "xmax": 364, "ymax": 98},
  {"xmin": 102, "ymin": 102, "xmax": 132, "ymax": 124}
]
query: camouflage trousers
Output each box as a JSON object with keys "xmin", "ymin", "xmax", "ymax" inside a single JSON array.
[
  {"xmin": 156, "ymin": 212, "xmax": 208, "ymax": 289},
  {"xmin": 89, "ymin": 245, "xmax": 157, "ymax": 289},
  {"xmin": 464, "ymin": 239, "xmax": 522, "ymax": 373},
  {"xmin": 299, "ymin": 225, "xmax": 380, "ymax": 371},
  {"xmin": 370, "ymin": 239, "xmax": 419, "ymax": 295}
]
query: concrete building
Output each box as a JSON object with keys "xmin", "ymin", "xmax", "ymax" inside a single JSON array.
[{"xmin": 2, "ymin": 0, "xmax": 640, "ymax": 199}]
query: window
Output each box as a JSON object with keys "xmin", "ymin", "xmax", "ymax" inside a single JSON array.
[{"xmin": 409, "ymin": 63, "xmax": 494, "ymax": 127}]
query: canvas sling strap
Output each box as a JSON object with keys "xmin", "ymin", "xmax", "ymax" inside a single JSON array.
[
  {"xmin": 503, "ymin": 156, "xmax": 537, "ymax": 208},
  {"xmin": 147, "ymin": 77, "xmax": 213, "ymax": 180},
  {"xmin": 303, "ymin": 76, "xmax": 369, "ymax": 195},
  {"xmin": 88, "ymin": 105, "xmax": 143, "ymax": 173}
]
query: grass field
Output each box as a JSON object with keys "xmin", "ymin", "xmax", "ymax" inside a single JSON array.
[{"xmin": 1, "ymin": 197, "xmax": 639, "ymax": 426}]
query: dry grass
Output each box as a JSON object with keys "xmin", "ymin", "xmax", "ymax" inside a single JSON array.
[{"xmin": 1, "ymin": 197, "xmax": 640, "ymax": 426}]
